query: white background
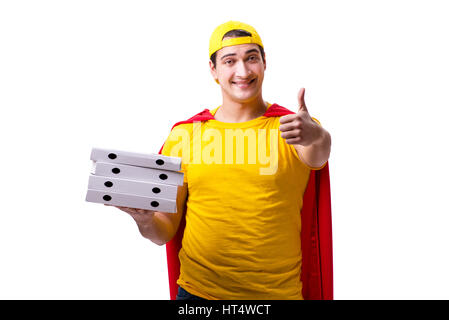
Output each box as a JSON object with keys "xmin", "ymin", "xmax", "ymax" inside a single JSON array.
[{"xmin": 1, "ymin": 0, "xmax": 448, "ymax": 299}]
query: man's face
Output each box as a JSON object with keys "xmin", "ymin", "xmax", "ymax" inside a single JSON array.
[{"xmin": 210, "ymin": 42, "xmax": 266, "ymax": 103}]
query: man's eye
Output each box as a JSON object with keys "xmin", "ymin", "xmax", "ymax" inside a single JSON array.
[{"xmin": 225, "ymin": 60, "xmax": 233, "ymax": 65}]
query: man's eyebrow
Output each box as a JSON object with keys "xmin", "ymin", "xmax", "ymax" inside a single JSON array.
[
  {"xmin": 220, "ymin": 53, "xmax": 236, "ymax": 60},
  {"xmin": 220, "ymin": 49, "xmax": 260, "ymax": 60},
  {"xmin": 244, "ymin": 49, "xmax": 260, "ymax": 55}
]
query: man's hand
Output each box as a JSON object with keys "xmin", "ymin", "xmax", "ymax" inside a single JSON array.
[
  {"xmin": 279, "ymin": 88, "xmax": 322, "ymax": 146},
  {"xmin": 279, "ymin": 88, "xmax": 331, "ymax": 168},
  {"xmin": 112, "ymin": 206, "xmax": 155, "ymax": 225},
  {"xmin": 105, "ymin": 204, "xmax": 159, "ymax": 241},
  {"xmin": 103, "ymin": 182, "xmax": 188, "ymax": 245}
]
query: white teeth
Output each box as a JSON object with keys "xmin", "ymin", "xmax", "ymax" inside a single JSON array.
[{"xmin": 233, "ymin": 79, "xmax": 254, "ymax": 86}]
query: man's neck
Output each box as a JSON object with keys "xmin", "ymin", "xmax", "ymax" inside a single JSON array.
[{"xmin": 215, "ymin": 96, "xmax": 267, "ymax": 123}]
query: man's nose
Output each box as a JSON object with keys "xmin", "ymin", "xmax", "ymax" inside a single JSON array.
[{"xmin": 235, "ymin": 60, "xmax": 251, "ymax": 77}]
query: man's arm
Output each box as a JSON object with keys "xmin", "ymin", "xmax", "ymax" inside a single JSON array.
[
  {"xmin": 294, "ymin": 124, "xmax": 331, "ymax": 168},
  {"xmin": 279, "ymin": 88, "xmax": 331, "ymax": 168},
  {"xmin": 113, "ymin": 182, "xmax": 188, "ymax": 246}
]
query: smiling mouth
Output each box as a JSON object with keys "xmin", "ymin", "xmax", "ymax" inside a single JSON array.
[{"xmin": 232, "ymin": 78, "xmax": 256, "ymax": 88}]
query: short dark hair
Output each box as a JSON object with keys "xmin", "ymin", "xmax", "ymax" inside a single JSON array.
[{"xmin": 210, "ymin": 29, "xmax": 265, "ymax": 68}]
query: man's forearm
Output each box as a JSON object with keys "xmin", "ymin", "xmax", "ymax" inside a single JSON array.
[
  {"xmin": 136, "ymin": 212, "xmax": 176, "ymax": 246},
  {"xmin": 295, "ymin": 127, "xmax": 331, "ymax": 168}
]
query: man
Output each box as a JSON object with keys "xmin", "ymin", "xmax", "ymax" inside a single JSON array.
[{"xmin": 114, "ymin": 21, "xmax": 332, "ymax": 300}]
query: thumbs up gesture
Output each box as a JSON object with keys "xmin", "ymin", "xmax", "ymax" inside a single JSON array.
[{"xmin": 279, "ymin": 88, "xmax": 322, "ymax": 147}]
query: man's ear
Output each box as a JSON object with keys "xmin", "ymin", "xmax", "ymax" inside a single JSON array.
[{"xmin": 209, "ymin": 60, "xmax": 219, "ymax": 84}]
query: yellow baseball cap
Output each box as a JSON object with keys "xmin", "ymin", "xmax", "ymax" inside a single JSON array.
[{"xmin": 209, "ymin": 21, "xmax": 264, "ymax": 58}]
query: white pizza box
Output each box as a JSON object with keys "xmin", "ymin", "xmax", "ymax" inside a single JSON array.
[
  {"xmin": 85, "ymin": 189, "xmax": 177, "ymax": 213},
  {"xmin": 92, "ymin": 161, "xmax": 184, "ymax": 186},
  {"xmin": 87, "ymin": 174, "xmax": 177, "ymax": 200},
  {"xmin": 90, "ymin": 147, "xmax": 181, "ymax": 171}
]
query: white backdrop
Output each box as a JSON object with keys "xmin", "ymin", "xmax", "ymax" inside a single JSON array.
[{"xmin": 1, "ymin": 0, "xmax": 448, "ymax": 299}]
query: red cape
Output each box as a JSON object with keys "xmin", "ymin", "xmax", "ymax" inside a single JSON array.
[{"xmin": 158, "ymin": 103, "xmax": 333, "ymax": 300}]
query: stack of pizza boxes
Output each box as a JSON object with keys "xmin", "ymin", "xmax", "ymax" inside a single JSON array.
[{"xmin": 85, "ymin": 147, "xmax": 183, "ymax": 213}]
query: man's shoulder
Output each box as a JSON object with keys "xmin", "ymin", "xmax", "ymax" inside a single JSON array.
[
  {"xmin": 175, "ymin": 109, "xmax": 215, "ymax": 125},
  {"xmin": 264, "ymin": 103, "xmax": 295, "ymax": 117},
  {"xmin": 168, "ymin": 122, "xmax": 194, "ymax": 135}
]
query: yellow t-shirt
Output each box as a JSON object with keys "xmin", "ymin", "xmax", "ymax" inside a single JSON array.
[{"xmin": 161, "ymin": 105, "xmax": 321, "ymax": 300}]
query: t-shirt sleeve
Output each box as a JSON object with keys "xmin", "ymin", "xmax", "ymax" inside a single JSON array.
[{"xmin": 160, "ymin": 124, "xmax": 191, "ymax": 183}]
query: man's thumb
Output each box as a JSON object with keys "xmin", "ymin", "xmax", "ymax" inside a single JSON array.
[{"xmin": 298, "ymin": 88, "xmax": 308, "ymax": 113}]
